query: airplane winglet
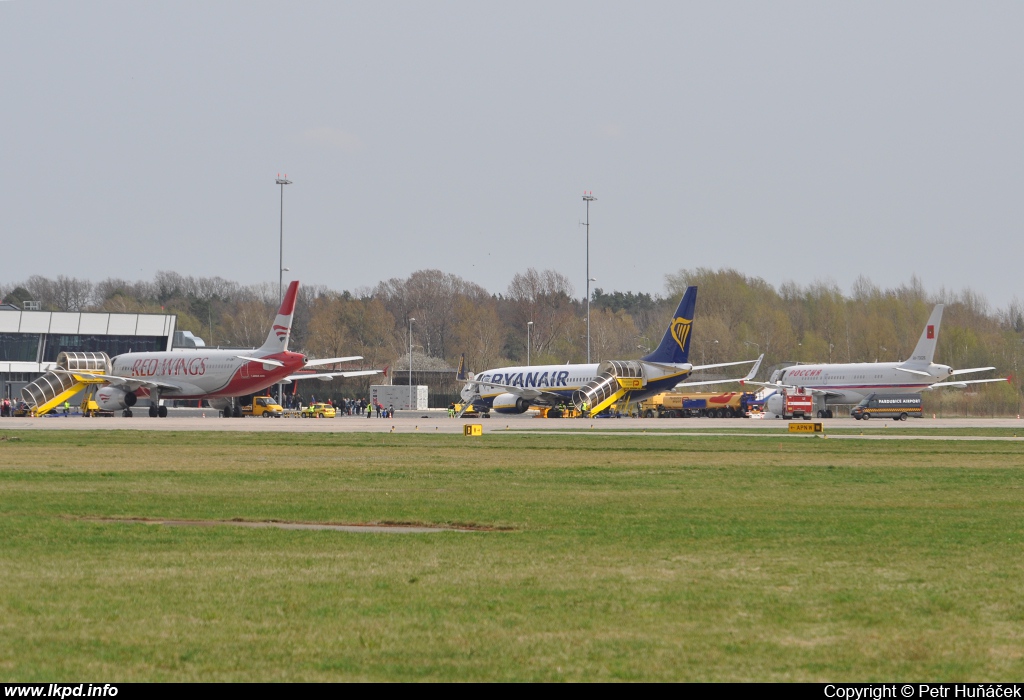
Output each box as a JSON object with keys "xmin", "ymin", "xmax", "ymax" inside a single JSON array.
[{"xmin": 743, "ymin": 354, "xmax": 764, "ymax": 382}]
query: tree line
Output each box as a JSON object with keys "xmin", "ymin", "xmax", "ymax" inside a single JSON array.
[{"xmin": 3, "ymin": 268, "xmax": 1022, "ymax": 413}]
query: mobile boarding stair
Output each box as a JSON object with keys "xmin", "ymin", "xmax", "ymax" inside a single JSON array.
[
  {"xmin": 21, "ymin": 352, "xmax": 111, "ymax": 416},
  {"xmin": 572, "ymin": 361, "xmax": 645, "ymax": 417}
]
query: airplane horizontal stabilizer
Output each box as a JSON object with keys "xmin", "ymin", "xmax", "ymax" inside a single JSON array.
[
  {"xmin": 925, "ymin": 377, "xmax": 1009, "ymax": 390},
  {"xmin": 236, "ymin": 355, "xmax": 285, "ymax": 368},
  {"xmin": 304, "ymin": 356, "xmax": 364, "ymax": 367},
  {"xmin": 894, "ymin": 367, "xmax": 932, "ymax": 377},
  {"xmin": 950, "ymin": 366, "xmax": 996, "ymax": 377},
  {"xmin": 285, "ymin": 370, "xmax": 380, "ymax": 382}
]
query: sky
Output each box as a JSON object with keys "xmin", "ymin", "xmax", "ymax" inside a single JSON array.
[{"xmin": 2, "ymin": 1, "xmax": 1022, "ymax": 308}]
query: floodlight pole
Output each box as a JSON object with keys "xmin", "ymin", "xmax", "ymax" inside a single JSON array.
[
  {"xmin": 275, "ymin": 175, "xmax": 292, "ymax": 406},
  {"xmin": 276, "ymin": 176, "xmax": 292, "ymax": 303},
  {"xmin": 408, "ymin": 318, "xmax": 415, "ymax": 410},
  {"xmin": 582, "ymin": 193, "xmax": 596, "ymax": 364},
  {"xmin": 527, "ymin": 321, "xmax": 534, "ymax": 366}
]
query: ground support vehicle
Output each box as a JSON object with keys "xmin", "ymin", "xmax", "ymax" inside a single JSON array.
[
  {"xmin": 534, "ymin": 405, "xmax": 580, "ymax": 419},
  {"xmin": 851, "ymin": 393, "xmax": 922, "ymax": 421},
  {"xmin": 453, "ymin": 402, "xmax": 493, "ymax": 418},
  {"xmin": 242, "ymin": 396, "xmax": 284, "ymax": 418},
  {"xmin": 764, "ymin": 389, "xmax": 815, "ymax": 420},
  {"xmin": 300, "ymin": 403, "xmax": 336, "ymax": 418},
  {"xmin": 638, "ymin": 391, "xmax": 759, "ymax": 418}
]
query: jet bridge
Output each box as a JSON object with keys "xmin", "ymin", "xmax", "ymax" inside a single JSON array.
[{"xmin": 21, "ymin": 352, "xmax": 111, "ymax": 416}]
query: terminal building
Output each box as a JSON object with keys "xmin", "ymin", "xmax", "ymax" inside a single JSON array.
[{"xmin": 0, "ymin": 303, "xmax": 185, "ymax": 402}]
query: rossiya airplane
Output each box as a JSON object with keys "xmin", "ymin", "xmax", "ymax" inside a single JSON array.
[
  {"xmin": 743, "ymin": 303, "xmax": 1008, "ymax": 418},
  {"xmin": 74, "ymin": 281, "xmax": 378, "ymax": 418},
  {"xmin": 459, "ymin": 286, "xmax": 763, "ymax": 417}
]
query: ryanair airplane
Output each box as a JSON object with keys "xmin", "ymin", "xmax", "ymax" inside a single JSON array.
[{"xmin": 459, "ymin": 286, "xmax": 762, "ymax": 417}]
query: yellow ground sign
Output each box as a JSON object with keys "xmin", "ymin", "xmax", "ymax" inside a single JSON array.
[
  {"xmin": 789, "ymin": 422, "xmax": 823, "ymax": 433},
  {"xmin": 463, "ymin": 424, "xmax": 483, "ymax": 436}
]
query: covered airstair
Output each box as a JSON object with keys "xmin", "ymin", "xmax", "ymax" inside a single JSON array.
[
  {"xmin": 572, "ymin": 361, "xmax": 645, "ymax": 417},
  {"xmin": 21, "ymin": 352, "xmax": 111, "ymax": 416}
]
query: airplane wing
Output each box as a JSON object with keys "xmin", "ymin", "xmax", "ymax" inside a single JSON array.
[
  {"xmin": 924, "ymin": 377, "xmax": 1009, "ymax": 390},
  {"xmin": 61, "ymin": 371, "xmax": 183, "ymax": 393},
  {"xmin": 689, "ymin": 358, "xmax": 759, "ymax": 372},
  {"xmin": 677, "ymin": 355, "xmax": 763, "ymax": 389},
  {"xmin": 304, "ymin": 356, "xmax": 363, "ymax": 367},
  {"xmin": 467, "ymin": 379, "xmax": 564, "ymax": 404},
  {"xmin": 283, "ymin": 370, "xmax": 380, "ymax": 383},
  {"xmin": 739, "ymin": 379, "xmax": 845, "ymax": 400}
]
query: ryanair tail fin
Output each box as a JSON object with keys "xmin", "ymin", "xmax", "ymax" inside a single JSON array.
[
  {"xmin": 456, "ymin": 354, "xmax": 469, "ymax": 382},
  {"xmin": 903, "ymin": 304, "xmax": 943, "ymax": 367},
  {"xmin": 642, "ymin": 286, "xmax": 697, "ymax": 364},
  {"xmin": 259, "ymin": 280, "xmax": 299, "ymax": 353}
]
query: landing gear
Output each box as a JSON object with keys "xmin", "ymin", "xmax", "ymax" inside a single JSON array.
[
  {"xmin": 233, "ymin": 405, "xmax": 242, "ymax": 418},
  {"xmin": 122, "ymin": 409, "xmax": 133, "ymax": 418},
  {"xmin": 158, "ymin": 405, "xmax": 167, "ymax": 418},
  {"xmin": 149, "ymin": 405, "xmax": 158, "ymax": 418},
  {"xmin": 826, "ymin": 409, "xmax": 833, "ymax": 419}
]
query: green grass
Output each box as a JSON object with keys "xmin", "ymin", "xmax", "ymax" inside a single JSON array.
[{"xmin": 1, "ymin": 430, "xmax": 1023, "ymax": 681}]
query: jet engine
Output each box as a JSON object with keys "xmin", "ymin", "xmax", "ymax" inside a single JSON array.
[
  {"xmin": 208, "ymin": 398, "xmax": 231, "ymax": 413},
  {"xmin": 492, "ymin": 393, "xmax": 531, "ymax": 414},
  {"xmin": 764, "ymin": 393, "xmax": 784, "ymax": 416},
  {"xmin": 95, "ymin": 388, "xmax": 137, "ymax": 411}
]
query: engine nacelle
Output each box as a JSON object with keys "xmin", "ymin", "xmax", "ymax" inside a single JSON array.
[
  {"xmin": 95, "ymin": 388, "xmax": 137, "ymax": 411},
  {"xmin": 492, "ymin": 393, "xmax": 530, "ymax": 414},
  {"xmin": 765, "ymin": 393, "xmax": 784, "ymax": 416},
  {"xmin": 207, "ymin": 398, "xmax": 231, "ymax": 412}
]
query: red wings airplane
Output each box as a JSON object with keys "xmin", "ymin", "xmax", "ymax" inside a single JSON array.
[
  {"xmin": 78, "ymin": 281, "xmax": 377, "ymax": 417},
  {"xmin": 743, "ymin": 303, "xmax": 1008, "ymax": 418}
]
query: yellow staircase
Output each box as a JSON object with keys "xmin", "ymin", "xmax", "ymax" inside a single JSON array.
[
  {"xmin": 573, "ymin": 375, "xmax": 643, "ymax": 417},
  {"xmin": 21, "ymin": 352, "xmax": 111, "ymax": 416}
]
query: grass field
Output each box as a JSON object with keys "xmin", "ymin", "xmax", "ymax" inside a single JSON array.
[{"xmin": 1, "ymin": 430, "xmax": 1023, "ymax": 681}]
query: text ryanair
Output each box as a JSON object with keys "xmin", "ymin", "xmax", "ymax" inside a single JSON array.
[{"xmin": 480, "ymin": 370, "xmax": 571, "ymax": 388}]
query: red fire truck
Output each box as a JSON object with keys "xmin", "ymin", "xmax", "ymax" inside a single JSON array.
[{"xmin": 764, "ymin": 389, "xmax": 814, "ymax": 420}]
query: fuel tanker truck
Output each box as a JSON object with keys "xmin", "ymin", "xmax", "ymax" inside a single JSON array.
[{"xmin": 638, "ymin": 391, "xmax": 761, "ymax": 418}]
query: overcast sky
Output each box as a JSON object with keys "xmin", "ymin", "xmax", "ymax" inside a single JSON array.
[{"xmin": 2, "ymin": 2, "xmax": 1021, "ymax": 308}]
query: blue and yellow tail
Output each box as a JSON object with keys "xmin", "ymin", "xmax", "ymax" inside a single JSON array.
[{"xmin": 642, "ymin": 286, "xmax": 697, "ymax": 364}]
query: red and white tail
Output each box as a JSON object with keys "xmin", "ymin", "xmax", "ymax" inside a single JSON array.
[{"xmin": 260, "ymin": 280, "xmax": 299, "ymax": 352}]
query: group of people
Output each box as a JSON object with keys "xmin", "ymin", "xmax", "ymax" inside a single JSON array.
[
  {"xmin": 280, "ymin": 395, "xmax": 395, "ymax": 418},
  {"xmin": 366, "ymin": 401, "xmax": 394, "ymax": 418}
]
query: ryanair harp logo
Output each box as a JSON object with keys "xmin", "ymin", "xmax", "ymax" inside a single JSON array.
[{"xmin": 671, "ymin": 317, "xmax": 692, "ymax": 352}]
